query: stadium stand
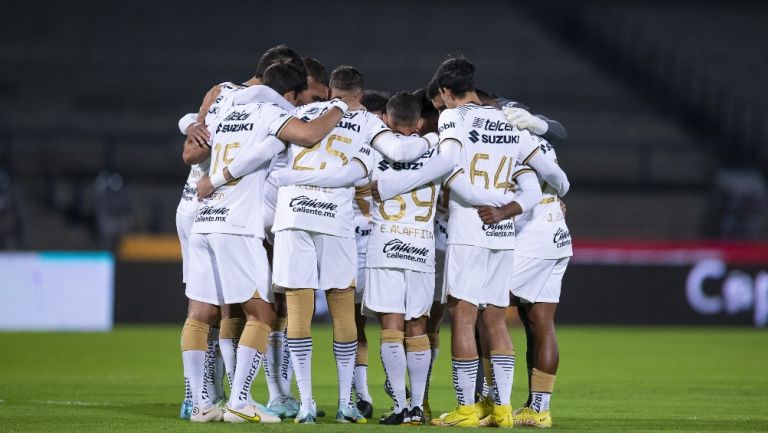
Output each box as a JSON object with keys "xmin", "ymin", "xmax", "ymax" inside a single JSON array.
[{"xmin": 0, "ymin": 0, "xmax": 764, "ymax": 249}]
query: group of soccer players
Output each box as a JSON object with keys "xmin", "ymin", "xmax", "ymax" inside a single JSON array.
[{"xmin": 174, "ymin": 44, "xmax": 572, "ymax": 428}]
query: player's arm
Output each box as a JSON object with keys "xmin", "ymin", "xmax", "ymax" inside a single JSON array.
[
  {"xmin": 503, "ymin": 105, "xmax": 568, "ymax": 142},
  {"xmin": 179, "ymin": 84, "xmax": 223, "ymax": 145},
  {"xmin": 368, "ymin": 116, "xmax": 438, "ymax": 162},
  {"xmin": 197, "ymin": 135, "xmax": 286, "ymax": 199},
  {"xmin": 373, "ymin": 138, "xmax": 460, "ymax": 201},
  {"xmin": 476, "ymin": 171, "xmax": 543, "ymax": 224},
  {"xmin": 231, "ymin": 85, "xmax": 294, "ymax": 111},
  {"xmin": 277, "ymin": 98, "xmax": 363, "ymax": 147},
  {"xmin": 271, "ymin": 145, "xmax": 373, "ymax": 188},
  {"xmin": 444, "ymin": 169, "xmax": 513, "ymax": 207},
  {"xmin": 182, "ymin": 136, "xmax": 210, "ymax": 165},
  {"xmin": 518, "ymin": 133, "xmax": 570, "ymax": 197}
]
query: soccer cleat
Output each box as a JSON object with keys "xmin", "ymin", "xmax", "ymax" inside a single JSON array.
[
  {"xmin": 190, "ymin": 405, "xmax": 224, "ymax": 422},
  {"xmin": 492, "ymin": 404, "xmax": 514, "ymax": 428},
  {"xmin": 268, "ymin": 395, "xmax": 299, "ymax": 419},
  {"xmin": 179, "ymin": 401, "xmax": 193, "ymax": 420},
  {"xmin": 294, "ymin": 400, "xmax": 317, "ymax": 424},
  {"xmin": 408, "ymin": 406, "xmax": 425, "ymax": 425},
  {"xmin": 379, "ymin": 408, "xmax": 408, "ymax": 425},
  {"xmin": 479, "ymin": 414, "xmax": 495, "ymax": 427},
  {"xmin": 514, "ymin": 407, "xmax": 552, "ymax": 428},
  {"xmin": 430, "ymin": 404, "xmax": 480, "ymax": 427},
  {"xmin": 224, "ymin": 403, "xmax": 281, "ymax": 424},
  {"xmin": 336, "ymin": 403, "xmax": 368, "ymax": 424},
  {"xmin": 356, "ymin": 398, "xmax": 373, "ymax": 419},
  {"xmin": 476, "ymin": 395, "xmax": 494, "ymax": 420}
]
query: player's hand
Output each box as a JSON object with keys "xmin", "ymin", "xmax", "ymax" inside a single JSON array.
[
  {"xmin": 196, "ymin": 177, "xmax": 215, "ymax": 200},
  {"xmin": 477, "ymin": 205, "xmax": 512, "ymax": 225},
  {"xmin": 560, "ymin": 199, "xmax": 567, "ymax": 218},
  {"xmin": 342, "ymin": 96, "xmax": 365, "ymax": 112},
  {"xmin": 503, "ymin": 107, "xmax": 548, "ymax": 136},
  {"xmin": 186, "ymin": 123, "xmax": 210, "ymax": 147},
  {"xmin": 370, "ymin": 180, "xmax": 382, "ymax": 203}
]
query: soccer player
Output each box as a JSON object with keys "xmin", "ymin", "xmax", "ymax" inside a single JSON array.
[
  {"xmin": 181, "ymin": 62, "xmax": 305, "ymax": 423},
  {"xmin": 477, "ymin": 136, "xmax": 572, "ymax": 428},
  {"xmin": 360, "ymin": 90, "xmax": 390, "ymax": 119},
  {"xmin": 372, "ymin": 57, "xmax": 570, "ymax": 427},
  {"xmin": 268, "ymin": 66, "xmax": 435, "ymax": 424}
]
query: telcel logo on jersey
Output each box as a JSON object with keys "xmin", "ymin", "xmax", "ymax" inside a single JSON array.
[
  {"xmin": 482, "ymin": 221, "xmax": 515, "ymax": 237},
  {"xmin": 289, "ymin": 195, "xmax": 338, "ymax": 218},
  {"xmin": 553, "ymin": 228, "xmax": 571, "ymax": 248},
  {"xmin": 222, "ymin": 110, "xmax": 251, "ymax": 121},
  {"xmin": 383, "ymin": 239, "xmax": 428, "ymax": 264}
]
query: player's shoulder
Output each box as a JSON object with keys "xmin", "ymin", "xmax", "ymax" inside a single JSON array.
[{"xmin": 216, "ymin": 81, "xmax": 245, "ymax": 93}]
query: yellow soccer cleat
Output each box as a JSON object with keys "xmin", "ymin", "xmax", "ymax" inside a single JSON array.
[
  {"xmin": 514, "ymin": 407, "xmax": 552, "ymax": 428},
  {"xmin": 475, "ymin": 395, "xmax": 494, "ymax": 420},
  {"xmin": 478, "ymin": 414, "xmax": 495, "ymax": 427},
  {"xmin": 430, "ymin": 404, "xmax": 480, "ymax": 427},
  {"xmin": 492, "ymin": 404, "xmax": 514, "ymax": 428}
]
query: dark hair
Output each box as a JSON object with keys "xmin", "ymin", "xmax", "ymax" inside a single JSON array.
[
  {"xmin": 303, "ymin": 57, "xmax": 329, "ymax": 86},
  {"xmin": 425, "ymin": 78, "xmax": 440, "ymax": 101},
  {"xmin": 386, "ymin": 92, "xmax": 422, "ymax": 125},
  {"xmin": 360, "ymin": 90, "xmax": 390, "ymax": 114},
  {"xmin": 255, "ymin": 45, "xmax": 306, "ymax": 79},
  {"xmin": 329, "ymin": 65, "xmax": 365, "ymax": 92},
  {"xmin": 413, "ymin": 88, "xmax": 439, "ymax": 121},
  {"xmin": 475, "ymin": 88, "xmax": 499, "ymax": 108},
  {"xmin": 263, "ymin": 62, "xmax": 308, "ymax": 96},
  {"xmin": 433, "ymin": 57, "xmax": 475, "ymax": 97}
]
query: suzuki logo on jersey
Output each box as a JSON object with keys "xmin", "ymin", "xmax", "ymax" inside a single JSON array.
[
  {"xmin": 337, "ymin": 121, "xmax": 361, "ymax": 132},
  {"xmin": 468, "ymin": 130, "xmax": 480, "ymax": 143},
  {"xmin": 480, "ymin": 133, "xmax": 519, "ymax": 144},
  {"xmin": 482, "ymin": 221, "xmax": 515, "ymax": 237},
  {"xmin": 378, "ymin": 160, "xmax": 424, "ymax": 171},
  {"xmin": 222, "ymin": 110, "xmax": 251, "ymax": 122},
  {"xmin": 438, "ymin": 122, "xmax": 455, "ymax": 133},
  {"xmin": 383, "ymin": 239, "xmax": 428, "ymax": 264},
  {"xmin": 216, "ymin": 123, "xmax": 253, "ymax": 133},
  {"xmin": 553, "ymin": 228, "xmax": 571, "ymax": 248}
]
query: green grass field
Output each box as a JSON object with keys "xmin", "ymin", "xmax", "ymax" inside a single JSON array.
[{"xmin": 1, "ymin": 326, "xmax": 767, "ymax": 432}]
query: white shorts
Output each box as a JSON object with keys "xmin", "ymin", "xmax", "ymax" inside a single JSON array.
[
  {"xmin": 363, "ymin": 268, "xmax": 434, "ymax": 320},
  {"xmin": 176, "ymin": 212, "xmax": 195, "ymax": 283},
  {"xmin": 186, "ymin": 233, "xmax": 273, "ymax": 306},
  {"xmin": 272, "ymin": 229, "xmax": 356, "ymax": 291},
  {"xmin": 443, "ymin": 244, "xmax": 515, "ymax": 308},
  {"xmin": 354, "ymin": 230, "xmax": 369, "ymax": 304},
  {"xmin": 512, "ymin": 256, "xmax": 570, "ymax": 304},
  {"xmin": 434, "ymin": 248, "xmax": 446, "ymax": 303}
]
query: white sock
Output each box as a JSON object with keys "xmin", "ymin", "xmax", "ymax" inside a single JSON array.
[
  {"xmin": 406, "ymin": 349, "xmax": 430, "ymax": 409},
  {"xmin": 333, "ymin": 340, "xmax": 357, "ymax": 406},
  {"xmin": 491, "ymin": 353, "xmax": 515, "ymax": 406},
  {"xmin": 182, "ymin": 363, "xmax": 193, "ymax": 405},
  {"xmin": 287, "ymin": 336, "xmax": 313, "ymax": 407},
  {"xmin": 279, "ymin": 331, "xmax": 294, "ymax": 396},
  {"xmin": 228, "ymin": 345, "xmax": 263, "ymax": 410},
  {"xmin": 452, "ymin": 358, "xmax": 478, "ymax": 406},
  {"xmin": 530, "ymin": 392, "xmax": 551, "ymax": 412},
  {"xmin": 265, "ymin": 331, "xmax": 284, "ymax": 404},
  {"xmin": 182, "ymin": 350, "xmax": 207, "ymax": 408},
  {"xmin": 381, "ymin": 342, "xmax": 407, "ymax": 412},
  {"xmin": 353, "ymin": 365, "xmax": 372, "ymax": 403},
  {"xmin": 205, "ymin": 327, "xmax": 224, "ymax": 402},
  {"xmin": 219, "ymin": 338, "xmax": 238, "ymax": 387}
]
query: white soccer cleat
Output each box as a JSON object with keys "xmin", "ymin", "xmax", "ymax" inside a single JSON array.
[
  {"xmin": 190, "ymin": 405, "xmax": 224, "ymax": 422},
  {"xmin": 224, "ymin": 403, "xmax": 281, "ymax": 423}
]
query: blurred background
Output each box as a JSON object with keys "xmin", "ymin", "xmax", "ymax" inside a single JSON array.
[{"xmin": 0, "ymin": 0, "xmax": 766, "ymax": 329}]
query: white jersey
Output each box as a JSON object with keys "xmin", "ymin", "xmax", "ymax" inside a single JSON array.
[
  {"xmin": 272, "ymin": 103, "xmax": 384, "ymax": 238},
  {"xmin": 367, "ymin": 138, "xmax": 440, "ymax": 272},
  {"xmin": 434, "ymin": 188, "xmax": 449, "ymax": 252},
  {"xmin": 191, "ymin": 101, "xmax": 293, "ymax": 236},
  {"xmin": 514, "ymin": 136, "xmax": 573, "ymax": 259},
  {"xmin": 176, "ymin": 82, "xmax": 246, "ymax": 217},
  {"xmin": 439, "ymin": 103, "xmax": 539, "ymax": 250}
]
